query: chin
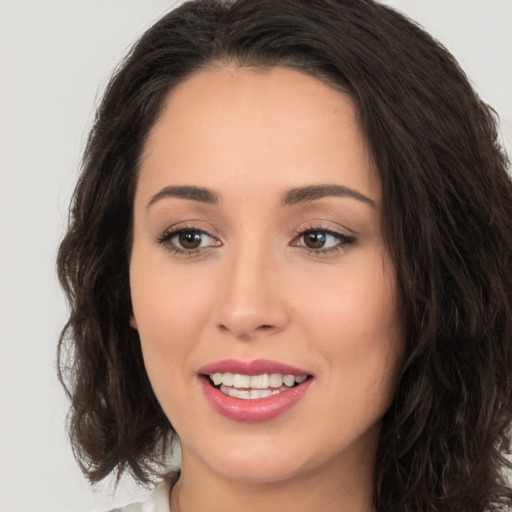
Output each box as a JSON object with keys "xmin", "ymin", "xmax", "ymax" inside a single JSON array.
[{"xmin": 182, "ymin": 432, "xmax": 314, "ymax": 484}]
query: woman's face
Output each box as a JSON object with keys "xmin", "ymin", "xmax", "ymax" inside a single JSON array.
[{"xmin": 130, "ymin": 66, "xmax": 404, "ymax": 485}]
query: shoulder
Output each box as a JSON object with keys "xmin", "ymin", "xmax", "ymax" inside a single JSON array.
[{"xmin": 106, "ymin": 480, "xmax": 172, "ymax": 512}]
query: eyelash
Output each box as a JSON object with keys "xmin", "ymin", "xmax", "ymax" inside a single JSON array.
[
  {"xmin": 155, "ymin": 224, "xmax": 356, "ymax": 258},
  {"xmin": 293, "ymin": 224, "xmax": 356, "ymax": 256},
  {"xmin": 155, "ymin": 224, "xmax": 219, "ymax": 257}
]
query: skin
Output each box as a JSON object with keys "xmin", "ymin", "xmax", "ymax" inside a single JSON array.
[{"xmin": 130, "ymin": 65, "xmax": 404, "ymax": 512}]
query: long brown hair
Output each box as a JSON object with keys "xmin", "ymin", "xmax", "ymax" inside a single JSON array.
[{"xmin": 57, "ymin": 1, "xmax": 512, "ymax": 510}]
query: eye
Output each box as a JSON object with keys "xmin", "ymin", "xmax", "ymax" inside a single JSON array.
[
  {"xmin": 176, "ymin": 230, "xmax": 207, "ymax": 250},
  {"xmin": 156, "ymin": 227, "xmax": 221, "ymax": 255},
  {"xmin": 300, "ymin": 231, "xmax": 334, "ymax": 249},
  {"xmin": 293, "ymin": 227, "xmax": 356, "ymax": 255}
]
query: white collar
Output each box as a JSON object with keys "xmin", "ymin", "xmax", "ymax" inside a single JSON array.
[{"xmin": 140, "ymin": 480, "xmax": 172, "ymax": 512}]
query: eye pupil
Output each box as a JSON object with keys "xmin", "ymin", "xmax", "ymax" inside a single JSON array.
[
  {"xmin": 304, "ymin": 232, "xmax": 326, "ymax": 249},
  {"xmin": 178, "ymin": 231, "xmax": 202, "ymax": 249}
]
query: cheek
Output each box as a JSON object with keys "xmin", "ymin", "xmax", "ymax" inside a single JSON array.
[
  {"xmin": 129, "ymin": 257, "xmax": 218, "ymax": 434},
  {"xmin": 297, "ymin": 262, "xmax": 403, "ymax": 447},
  {"xmin": 296, "ymin": 255, "xmax": 401, "ymax": 343},
  {"xmin": 294, "ymin": 254, "xmax": 403, "ymax": 397},
  {"xmin": 129, "ymin": 247, "xmax": 215, "ymax": 388}
]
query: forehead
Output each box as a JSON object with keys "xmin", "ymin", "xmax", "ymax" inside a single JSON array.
[{"xmin": 138, "ymin": 65, "xmax": 379, "ymax": 204}]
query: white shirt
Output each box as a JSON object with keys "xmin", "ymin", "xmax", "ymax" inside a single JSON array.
[{"xmin": 108, "ymin": 480, "xmax": 172, "ymax": 512}]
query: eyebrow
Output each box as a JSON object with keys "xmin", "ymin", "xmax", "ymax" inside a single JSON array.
[
  {"xmin": 281, "ymin": 184, "xmax": 377, "ymax": 208},
  {"xmin": 147, "ymin": 185, "xmax": 220, "ymax": 209},
  {"xmin": 147, "ymin": 183, "xmax": 376, "ymax": 209}
]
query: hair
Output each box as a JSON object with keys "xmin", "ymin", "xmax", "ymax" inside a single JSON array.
[{"xmin": 57, "ymin": 0, "xmax": 512, "ymax": 510}]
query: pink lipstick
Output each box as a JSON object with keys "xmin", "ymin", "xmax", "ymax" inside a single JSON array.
[{"xmin": 198, "ymin": 359, "xmax": 313, "ymax": 422}]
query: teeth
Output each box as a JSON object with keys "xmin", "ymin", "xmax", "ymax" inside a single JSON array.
[
  {"xmin": 269, "ymin": 374, "xmax": 283, "ymax": 387},
  {"xmin": 226, "ymin": 387, "xmax": 239, "ymax": 398},
  {"xmin": 233, "ymin": 374, "xmax": 250, "ymax": 388},
  {"xmin": 220, "ymin": 384, "xmax": 293, "ymax": 400},
  {"xmin": 211, "ymin": 373, "xmax": 223, "ymax": 386},
  {"xmin": 282, "ymin": 375, "xmax": 295, "ymax": 386},
  {"xmin": 250, "ymin": 374, "xmax": 269, "ymax": 388},
  {"xmin": 250, "ymin": 388, "xmax": 273, "ymax": 399},
  {"xmin": 210, "ymin": 372, "xmax": 308, "ymax": 390}
]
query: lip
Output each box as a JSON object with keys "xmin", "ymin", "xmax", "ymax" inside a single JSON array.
[
  {"xmin": 198, "ymin": 358, "xmax": 312, "ymax": 376},
  {"xmin": 198, "ymin": 359, "xmax": 313, "ymax": 423},
  {"xmin": 199, "ymin": 376, "xmax": 312, "ymax": 422}
]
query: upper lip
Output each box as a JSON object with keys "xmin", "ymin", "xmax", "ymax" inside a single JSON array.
[{"xmin": 198, "ymin": 358, "xmax": 312, "ymax": 377}]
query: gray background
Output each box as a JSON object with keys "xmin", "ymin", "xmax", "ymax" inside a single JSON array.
[{"xmin": 1, "ymin": 1, "xmax": 511, "ymax": 511}]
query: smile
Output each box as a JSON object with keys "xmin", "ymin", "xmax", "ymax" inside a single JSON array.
[
  {"xmin": 210, "ymin": 372, "xmax": 308, "ymax": 399},
  {"xmin": 198, "ymin": 360, "xmax": 313, "ymax": 422}
]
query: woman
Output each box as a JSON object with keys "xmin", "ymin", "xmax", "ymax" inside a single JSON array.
[{"xmin": 57, "ymin": 0, "xmax": 512, "ymax": 511}]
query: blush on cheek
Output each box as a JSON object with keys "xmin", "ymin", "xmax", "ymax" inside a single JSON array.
[{"xmin": 131, "ymin": 270, "xmax": 203, "ymax": 347}]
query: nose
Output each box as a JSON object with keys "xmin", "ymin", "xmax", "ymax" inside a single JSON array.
[{"xmin": 214, "ymin": 244, "xmax": 289, "ymax": 340}]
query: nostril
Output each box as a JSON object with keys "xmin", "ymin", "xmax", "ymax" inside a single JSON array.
[{"xmin": 218, "ymin": 323, "xmax": 277, "ymax": 339}]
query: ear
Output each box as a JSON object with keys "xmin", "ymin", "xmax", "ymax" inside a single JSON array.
[{"xmin": 129, "ymin": 314, "xmax": 138, "ymax": 330}]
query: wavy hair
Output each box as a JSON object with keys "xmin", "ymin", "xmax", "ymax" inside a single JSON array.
[{"xmin": 57, "ymin": 0, "xmax": 512, "ymax": 510}]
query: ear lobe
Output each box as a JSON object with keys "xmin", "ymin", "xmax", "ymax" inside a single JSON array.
[{"xmin": 129, "ymin": 315, "xmax": 138, "ymax": 330}]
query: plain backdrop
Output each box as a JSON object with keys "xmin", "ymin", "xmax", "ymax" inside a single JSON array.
[{"xmin": 0, "ymin": 1, "xmax": 511, "ymax": 511}]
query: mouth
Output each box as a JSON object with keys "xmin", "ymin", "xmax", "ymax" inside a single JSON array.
[
  {"xmin": 197, "ymin": 359, "xmax": 314, "ymax": 421},
  {"xmin": 204, "ymin": 372, "xmax": 311, "ymax": 400}
]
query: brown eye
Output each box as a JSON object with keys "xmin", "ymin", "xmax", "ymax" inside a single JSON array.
[
  {"xmin": 156, "ymin": 227, "xmax": 221, "ymax": 254},
  {"xmin": 178, "ymin": 231, "xmax": 203, "ymax": 249},
  {"xmin": 293, "ymin": 228, "xmax": 356, "ymax": 255},
  {"xmin": 303, "ymin": 232, "xmax": 327, "ymax": 249}
]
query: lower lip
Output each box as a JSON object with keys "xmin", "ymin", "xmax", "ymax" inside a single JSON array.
[{"xmin": 199, "ymin": 376, "xmax": 313, "ymax": 422}]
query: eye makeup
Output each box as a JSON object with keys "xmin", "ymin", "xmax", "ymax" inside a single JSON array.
[{"xmin": 154, "ymin": 220, "xmax": 357, "ymax": 259}]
